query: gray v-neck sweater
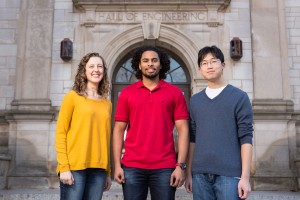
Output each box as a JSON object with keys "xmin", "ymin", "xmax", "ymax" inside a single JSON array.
[{"xmin": 189, "ymin": 84, "xmax": 253, "ymax": 177}]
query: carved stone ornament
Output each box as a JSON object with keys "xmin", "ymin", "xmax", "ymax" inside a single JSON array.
[{"xmin": 142, "ymin": 20, "xmax": 161, "ymax": 40}]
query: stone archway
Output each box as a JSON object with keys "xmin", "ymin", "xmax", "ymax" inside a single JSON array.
[{"xmin": 101, "ymin": 23, "xmax": 200, "ymax": 86}]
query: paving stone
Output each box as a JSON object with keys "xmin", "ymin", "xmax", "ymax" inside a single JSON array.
[{"xmin": 0, "ymin": 188, "xmax": 300, "ymax": 200}]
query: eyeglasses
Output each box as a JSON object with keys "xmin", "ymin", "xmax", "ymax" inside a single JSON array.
[{"xmin": 200, "ymin": 58, "xmax": 220, "ymax": 68}]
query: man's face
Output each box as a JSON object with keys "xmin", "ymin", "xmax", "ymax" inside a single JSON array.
[
  {"xmin": 198, "ymin": 53, "xmax": 224, "ymax": 83},
  {"xmin": 139, "ymin": 50, "xmax": 161, "ymax": 80}
]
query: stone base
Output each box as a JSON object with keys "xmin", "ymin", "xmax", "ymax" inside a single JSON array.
[
  {"xmin": 252, "ymin": 176, "xmax": 298, "ymax": 191},
  {"xmin": 0, "ymin": 154, "xmax": 11, "ymax": 189},
  {"xmin": 7, "ymin": 176, "xmax": 59, "ymax": 189},
  {"xmin": 0, "ymin": 177, "xmax": 7, "ymax": 189}
]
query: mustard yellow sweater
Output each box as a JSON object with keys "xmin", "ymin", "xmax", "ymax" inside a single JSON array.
[{"xmin": 55, "ymin": 90, "xmax": 112, "ymax": 175}]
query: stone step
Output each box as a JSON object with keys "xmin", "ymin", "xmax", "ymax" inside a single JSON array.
[
  {"xmin": 1, "ymin": 189, "xmax": 300, "ymax": 200},
  {"xmin": 0, "ymin": 182, "xmax": 300, "ymax": 200}
]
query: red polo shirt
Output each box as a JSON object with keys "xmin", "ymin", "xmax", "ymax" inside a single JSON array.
[{"xmin": 115, "ymin": 80, "xmax": 189, "ymax": 169}]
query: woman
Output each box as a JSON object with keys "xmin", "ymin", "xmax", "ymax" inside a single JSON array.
[{"xmin": 55, "ymin": 52, "xmax": 112, "ymax": 200}]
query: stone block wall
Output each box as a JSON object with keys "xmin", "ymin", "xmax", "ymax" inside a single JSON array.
[
  {"xmin": 0, "ymin": 0, "xmax": 19, "ymax": 110},
  {"xmin": 286, "ymin": 0, "xmax": 300, "ymax": 111}
]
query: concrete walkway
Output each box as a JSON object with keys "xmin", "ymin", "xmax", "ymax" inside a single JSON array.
[{"xmin": 0, "ymin": 187, "xmax": 300, "ymax": 200}]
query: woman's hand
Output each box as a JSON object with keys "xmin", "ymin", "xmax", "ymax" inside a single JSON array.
[{"xmin": 60, "ymin": 171, "xmax": 74, "ymax": 185}]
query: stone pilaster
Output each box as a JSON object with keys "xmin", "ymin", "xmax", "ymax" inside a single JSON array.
[
  {"xmin": 6, "ymin": 0, "xmax": 57, "ymax": 189},
  {"xmin": 251, "ymin": 99, "xmax": 299, "ymax": 191},
  {"xmin": 250, "ymin": 0, "xmax": 299, "ymax": 191}
]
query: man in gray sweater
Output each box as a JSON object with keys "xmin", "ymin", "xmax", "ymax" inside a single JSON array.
[{"xmin": 185, "ymin": 45, "xmax": 253, "ymax": 200}]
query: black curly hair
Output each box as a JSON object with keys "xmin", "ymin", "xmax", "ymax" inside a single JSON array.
[{"xmin": 131, "ymin": 46, "xmax": 170, "ymax": 80}]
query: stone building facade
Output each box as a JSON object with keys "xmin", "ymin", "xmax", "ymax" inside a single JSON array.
[{"xmin": 0, "ymin": 0, "xmax": 300, "ymax": 191}]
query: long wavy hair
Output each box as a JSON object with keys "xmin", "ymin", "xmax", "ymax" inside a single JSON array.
[
  {"xmin": 73, "ymin": 52, "xmax": 110, "ymax": 98},
  {"xmin": 131, "ymin": 46, "xmax": 170, "ymax": 80}
]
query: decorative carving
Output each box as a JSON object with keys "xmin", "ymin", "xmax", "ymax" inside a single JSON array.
[{"xmin": 142, "ymin": 20, "xmax": 161, "ymax": 39}]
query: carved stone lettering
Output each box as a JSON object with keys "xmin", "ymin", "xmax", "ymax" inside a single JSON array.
[{"xmin": 95, "ymin": 12, "xmax": 206, "ymax": 23}]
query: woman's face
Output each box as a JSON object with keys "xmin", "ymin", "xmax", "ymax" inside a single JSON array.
[{"xmin": 85, "ymin": 56, "xmax": 104, "ymax": 85}]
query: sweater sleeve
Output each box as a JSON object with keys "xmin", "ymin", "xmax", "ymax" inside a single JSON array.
[
  {"xmin": 55, "ymin": 91, "xmax": 75, "ymax": 173},
  {"xmin": 189, "ymin": 99, "xmax": 196, "ymax": 143},
  {"xmin": 107, "ymin": 101, "xmax": 112, "ymax": 176},
  {"xmin": 236, "ymin": 92, "xmax": 254, "ymax": 145},
  {"xmin": 189, "ymin": 118, "xmax": 196, "ymax": 143}
]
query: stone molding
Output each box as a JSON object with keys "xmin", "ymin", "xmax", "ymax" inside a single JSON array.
[
  {"xmin": 11, "ymin": 99, "xmax": 52, "ymax": 112},
  {"xmin": 73, "ymin": 0, "xmax": 228, "ymax": 27},
  {"xmin": 73, "ymin": 0, "xmax": 231, "ymax": 12},
  {"xmin": 4, "ymin": 99, "xmax": 56, "ymax": 121},
  {"xmin": 252, "ymin": 99, "xmax": 299, "ymax": 121},
  {"xmin": 5, "ymin": 111, "xmax": 56, "ymax": 121},
  {"xmin": 253, "ymin": 99, "xmax": 294, "ymax": 112}
]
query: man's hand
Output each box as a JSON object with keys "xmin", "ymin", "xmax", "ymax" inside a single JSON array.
[
  {"xmin": 114, "ymin": 166, "xmax": 125, "ymax": 184},
  {"xmin": 238, "ymin": 177, "xmax": 251, "ymax": 199},
  {"xmin": 185, "ymin": 174, "xmax": 192, "ymax": 193},
  {"xmin": 170, "ymin": 167, "xmax": 185, "ymax": 187}
]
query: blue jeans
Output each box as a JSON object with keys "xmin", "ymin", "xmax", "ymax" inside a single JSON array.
[
  {"xmin": 192, "ymin": 173, "xmax": 241, "ymax": 200},
  {"xmin": 60, "ymin": 168, "xmax": 106, "ymax": 200},
  {"xmin": 122, "ymin": 166, "xmax": 176, "ymax": 200}
]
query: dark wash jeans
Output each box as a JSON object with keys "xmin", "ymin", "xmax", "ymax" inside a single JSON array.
[
  {"xmin": 122, "ymin": 166, "xmax": 176, "ymax": 200},
  {"xmin": 60, "ymin": 168, "xmax": 106, "ymax": 200},
  {"xmin": 192, "ymin": 173, "xmax": 241, "ymax": 200}
]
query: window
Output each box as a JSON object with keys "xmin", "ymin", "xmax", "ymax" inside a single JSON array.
[{"xmin": 114, "ymin": 57, "xmax": 188, "ymax": 83}]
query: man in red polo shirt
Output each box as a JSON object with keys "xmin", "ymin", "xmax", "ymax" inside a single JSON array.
[{"xmin": 113, "ymin": 45, "xmax": 189, "ymax": 200}]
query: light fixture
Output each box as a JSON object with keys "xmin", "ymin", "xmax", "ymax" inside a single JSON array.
[
  {"xmin": 60, "ymin": 38, "xmax": 73, "ymax": 61},
  {"xmin": 230, "ymin": 37, "xmax": 242, "ymax": 61}
]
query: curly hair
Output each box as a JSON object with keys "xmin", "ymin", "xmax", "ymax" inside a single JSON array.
[
  {"xmin": 73, "ymin": 52, "xmax": 110, "ymax": 98},
  {"xmin": 131, "ymin": 46, "xmax": 170, "ymax": 80},
  {"xmin": 197, "ymin": 45, "xmax": 225, "ymax": 66}
]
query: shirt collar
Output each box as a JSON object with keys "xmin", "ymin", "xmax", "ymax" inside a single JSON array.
[{"xmin": 136, "ymin": 79, "xmax": 167, "ymax": 89}]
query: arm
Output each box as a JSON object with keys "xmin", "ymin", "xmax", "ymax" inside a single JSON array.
[
  {"xmin": 55, "ymin": 92, "xmax": 75, "ymax": 185},
  {"xmin": 185, "ymin": 142, "xmax": 194, "ymax": 193},
  {"xmin": 170, "ymin": 119, "xmax": 189, "ymax": 187},
  {"xmin": 104, "ymin": 102, "xmax": 113, "ymax": 191},
  {"xmin": 185, "ymin": 111, "xmax": 196, "ymax": 192},
  {"xmin": 113, "ymin": 121, "xmax": 127, "ymax": 184},
  {"xmin": 236, "ymin": 93, "xmax": 253, "ymax": 198},
  {"xmin": 238, "ymin": 143, "xmax": 252, "ymax": 199}
]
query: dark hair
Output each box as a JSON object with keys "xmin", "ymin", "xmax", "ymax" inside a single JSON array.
[
  {"xmin": 73, "ymin": 52, "xmax": 110, "ymax": 98},
  {"xmin": 197, "ymin": 45, "xmax": 225, "ymax": 66},
  {"xmin": 131, "ymin": 46, "xmax": 170, "ymax": 80}
]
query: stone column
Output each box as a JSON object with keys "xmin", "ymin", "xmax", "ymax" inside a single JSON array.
[
  {"xmin": 7, "ymin": 0, "xmax": 56, "ymax": 189},
  {"xmin": 251, "ymin": 0, "xmax": 298, "ymax": 190}
]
